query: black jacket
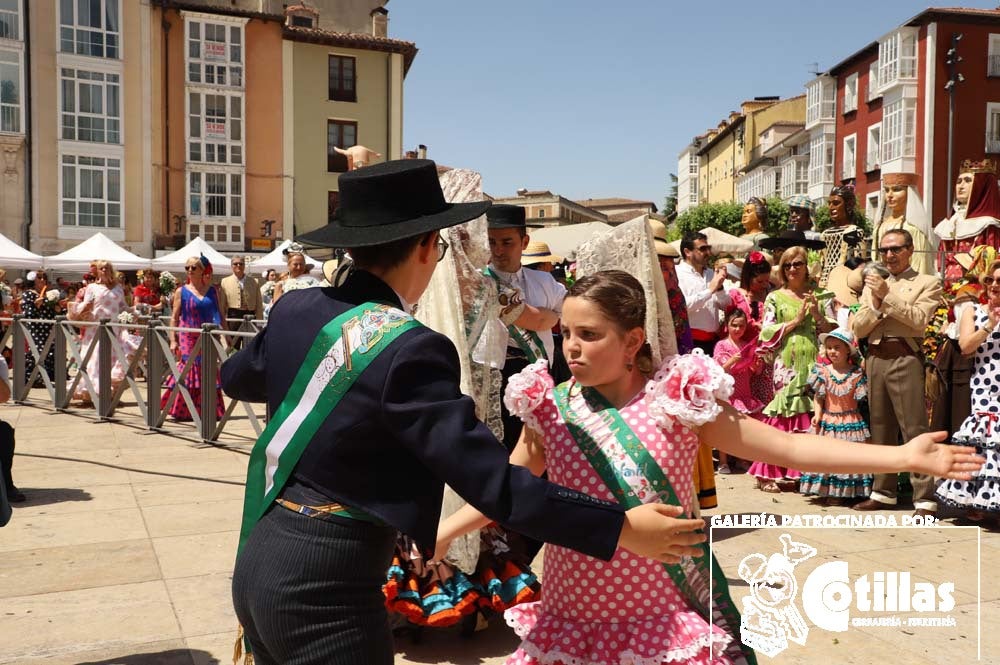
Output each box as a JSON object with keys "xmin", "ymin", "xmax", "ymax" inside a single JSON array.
[{"xmin": 221, "ymin": 270, "xmax": 624, "ymax": 560}]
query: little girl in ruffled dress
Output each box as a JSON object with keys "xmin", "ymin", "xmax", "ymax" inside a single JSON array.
[
  {"xmin": 713, "ymin": 307, "xmax": 765, "ymax": 474},
  {"xmin": 434, "ymin": 270, "xmax": 982, "ymax": 665}
]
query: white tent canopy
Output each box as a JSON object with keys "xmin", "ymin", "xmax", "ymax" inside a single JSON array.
[
  {"xmin": 0, "ymin": 233, "xmax": 44, "ymax": 270},
  {"xmin": 248, "ymin": 239, "xmax": 324, "ymax": 275},
  {"xmin": 529, "ymin": 221, "xmax": 614, "ymax": 261},
  {"xmin": 43, "ymin": 232, "xmax": 151, "ymax": 272},
  {"xmin": 667, "ymin": 226, "xmax": 756, "ymax": 257},
  {"xmin": 152, "ymin": 236, "xmax": 234, "ymax": 276}
]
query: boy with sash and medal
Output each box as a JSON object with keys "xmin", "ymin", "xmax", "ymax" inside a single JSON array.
[
  {"xmin": 485, "ymin": 204, "xmax": 567, "ymax": 452},
  {"xmin": 223, "ymin": 160, "xmax": 718, "ymax": 665},
  {"xmin": 433, "ymin": 261, "xmax": 983, "ymax": 664}
]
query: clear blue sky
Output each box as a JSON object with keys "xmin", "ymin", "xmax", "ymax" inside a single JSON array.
[{"xmin": 391, "ymin": 0, "xmax": 998, "ymax": 206}]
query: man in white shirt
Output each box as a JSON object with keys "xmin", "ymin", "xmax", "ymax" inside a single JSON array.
[
  {"xmin": 676, "ymin": 231, "xmax": 730, "ymax": 354},
  {"xmin": 486, "ymin": 204, "xmax": 565, "ymax": 451}
]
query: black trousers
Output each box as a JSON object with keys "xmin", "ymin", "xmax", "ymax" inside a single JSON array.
[
  {"xmin": 232, "ymin": 503, "xmax": 398, "ymax": 665},
  {"xmin": 0, "ymin": 420, "xmax": 14, "ymax": 491},
  {"xmin": 499, "ymin": 354, "xmax": 530, "ymax": 453},
  {"xmin": 227, "ymin": 308, "xmax": 255, "ymax": 350}
]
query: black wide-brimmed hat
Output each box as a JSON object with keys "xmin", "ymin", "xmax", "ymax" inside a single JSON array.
[
  {"xmin": 295, "ymin": 159, "xmax": 491, "ymax": 248},
  {"xmin": 758, "ymin": 230, "xmax": 826, "ymax": 251},
  {"xmin": 487, "ymin": 204, "xmax": 527, "ymax": 229}
]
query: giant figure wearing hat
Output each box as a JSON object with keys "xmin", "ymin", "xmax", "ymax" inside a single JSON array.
[
  {"xmin": 485, "ymin": 203, "xmax": 567, "ymax": 452},
  {"xmin": 221, "ymin": 160, "xmax": 701, "ymax": 665},
  {"xmin": 873, "ymin": 173, "xmax": 937, "ymax": 276},
  {"xmin": 933, "ymin": 159, "xmax": 1000, "ymax": 288}
]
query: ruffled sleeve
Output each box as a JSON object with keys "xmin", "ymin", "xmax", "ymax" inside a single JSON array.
[
  {"xmin": 807, "ymin": 364, "xmax": 826, "ymax": 399},
  {"xmin": 502, "ymin": 359, "xmax": 554, "ymax": 433},
  {"xmin": 644, "ymin": 349, "xmax": 735, "ymax": 431},
  {"xmin": 853, "ymin": 370, "xmax": 868, "ymax": 402}
]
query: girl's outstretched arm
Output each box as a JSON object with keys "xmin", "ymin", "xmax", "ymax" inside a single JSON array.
[{"xmin": 705, "ymin": 403, "xmax": 984, "ymax": 478}]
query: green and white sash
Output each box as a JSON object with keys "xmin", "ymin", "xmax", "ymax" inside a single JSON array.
[
  {"xmin": 552, "ymin": 382, "xmax": 757, "ymax": 665},
  {"xmin": 483, "ymin": 267, "xmax": 548, "ymax": 363},
  {"xmin": 237, "ymin": 302, "xmax": 421, "ymax": 554}
]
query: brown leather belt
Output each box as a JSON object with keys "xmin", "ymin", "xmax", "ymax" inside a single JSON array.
[{"xmin": 869, "ymin": 338, "xmax": 920, "ymax": 360}]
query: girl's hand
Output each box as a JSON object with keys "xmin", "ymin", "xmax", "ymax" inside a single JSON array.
[
  {"xmin": 431, "ymin": 537, "xmax": 453, "ymax": 564},
  {"xmin": 902, "ymin": 431, "xmax": 985, "ymax": 480},
  {"xmin": 810, "ymin": 415, "xmax": 821, "ymax": 433},
  {"xmin": 169, "ymin": 340, "xmax": 179, "ymax": 356},
  {"xmin": 618, "ymin": 504, "xmax": 707, "ymax": 564}
]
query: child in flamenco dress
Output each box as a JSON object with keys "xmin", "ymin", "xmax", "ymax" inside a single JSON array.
[
  {"xmin": 433, "ymin": 269, "xmax": 981, "ymax": 665},
  {"xmin": 713, "ymin": 307, "xmax": 765, "ymax": 474},
  {"xmin": 798, "ymin": 327, "xmax": 873, "ymax": 505}
]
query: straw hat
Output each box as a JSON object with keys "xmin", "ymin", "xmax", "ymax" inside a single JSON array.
[
  {"xmin": 521, "ymin": 240, "xmax": 563, "ymax": 266},
  {"xmin": 827, "ymin": 264, "xmax": 860, "ymax": 307},
  {"xmin": 322, "ymin": 258, "xmax": 340, "ymax": 284},
  {"xmin": 647, "ymin": 218, "xmax": 679, "ymax": 258}
]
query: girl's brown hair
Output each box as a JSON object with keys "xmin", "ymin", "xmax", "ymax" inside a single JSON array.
[{"xmin": 566, "ymin": 270, "xmax": 653, "ymax": 374}]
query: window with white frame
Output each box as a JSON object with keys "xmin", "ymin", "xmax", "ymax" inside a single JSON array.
[
  {"xmin": 844, "ymin": 74, "xmax": 858, "ymax": 114},
  {"xmin": 809, "ymin": 134, "xmax": 835, "ymax": 187},
  {"xmin": 0, "ymin": 48, "xmax": 20, "ymax": 133},
  {"xmin": 188, "ymin": 171, "xmax": 242, "ymax": 219},
  {"xmin": 878, "ymin": 28, "xmax": 917, "ymax": 90},
  {"xmin": 867, "ymin": 61, "xmax": 881, "ymax": 100},
  {"xmin": 188, "ymin": 91, "xmax": 243, "ymax": 164},
  {"xmin": 986, "ymin": 103, "xmax": 1000, "ymax": 154},
  {"xmin": 59, "ymin": 0, "xmax": 120, "ymax": 59},
  {"xmin": 882, "ymin": 98, "xmax": 916, "ymax": 162},
  {"xmin": 806, "ymin": 77, "xmax": 836, "ymax": 126},
  {"xmin": 842, "ymin": 134, "xmax": 856, "ymax": 179},
  {"xmin": 866, "ymin": 192, "xmax": 881, "ymax": 220},
  {"xmin": 60, "ymin": 154, "xmax": 121, "ymax": 228},
  {"xmin": 688, "ymin": 153, "xmax": 698, "ymax": 174},
  {"xmin": 186, "ymin": 20, "xmax": 243, "ymax": 88},
  {"xmin": 60, "ymin": 68, "xmax": 120, "ymax": 144},
  {"xmin": 866, "ymin": 123, "xmax": 882, "ymax": 171},
  {"xmin": 990, "ymin": 35, "xmax": 1000, "ymax": 77},
  {"xmin": 0, "ymin": 0, "xmax": 20, "ymax": 41},
  {"xmin": 780, "ymin": 155, "xmax": 809, "ymax": 198}
]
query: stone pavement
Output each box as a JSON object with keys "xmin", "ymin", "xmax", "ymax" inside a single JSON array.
[{"xmin": 0, "ymin": 397, "xmax": 997, "ymax": 664}]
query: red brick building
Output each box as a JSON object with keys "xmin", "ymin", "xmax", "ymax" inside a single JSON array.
[{"xmin": 812, "ymin": 7, "xmax": 1000, "ymax": 223}]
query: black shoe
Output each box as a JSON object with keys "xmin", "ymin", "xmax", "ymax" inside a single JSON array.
[{"xmin": 6, "ymin": 485, "xmax": 25, "ymax": 502}]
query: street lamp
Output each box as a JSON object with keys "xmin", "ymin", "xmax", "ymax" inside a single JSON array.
[{"xmin": 945, "ymin": 32, "xmax": 964, "ymax": 213}]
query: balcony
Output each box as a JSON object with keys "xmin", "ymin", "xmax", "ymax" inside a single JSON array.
[
  {"xmin": 990, "ymin": 54, "xmax": 1000, "ymax": 78},
  {"xmin": 865, "ymin": 150, "xmax": 880, "ymax": 172}
]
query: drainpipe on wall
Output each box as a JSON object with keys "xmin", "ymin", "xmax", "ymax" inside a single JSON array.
[
  {"xmin": 21, "ymin": 0, "xmax": 32, "ymax": 249},
  {"xmin": 160, "ymin": 0, "xmax": 171, "ymax": 241}
]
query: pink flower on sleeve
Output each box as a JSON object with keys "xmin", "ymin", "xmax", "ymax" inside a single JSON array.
[
  {"xmin": 645, "ymin": 349, "xmax": 734, "ymax": 430},
  {"xmin": 503, "ymin": 359, "xmax": 554, "ymax": 418}
]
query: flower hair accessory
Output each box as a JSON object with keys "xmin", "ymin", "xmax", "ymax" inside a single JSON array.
[
  {"xmin": 503, "ymin": 359, "xmax": 553, "ymax": 418},
  {"xmin": 645, "ymin": 349, "xmax": 734, "ymax": 430},
  {"xmin": 748, "ymin": 251, "xmax": 765, "ymax": 265}
]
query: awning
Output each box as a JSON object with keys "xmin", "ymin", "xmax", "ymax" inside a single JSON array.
[
  {"xmin": 0, "ymin": 233, "xmax": 44, "ymax": 269},
  {"xmin": 529, "ymin": 221, "xmax": 614, "ymax": 261},
  {"xmin": 43, "ymin": 232, "xmax": 152, "ymax": 272},
  {"xmin": 152, "ymin": 237, "xmax": 234, "ymax": 275}
]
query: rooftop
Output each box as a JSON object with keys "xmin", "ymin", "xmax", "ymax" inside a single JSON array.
[
  {"xmin": 284, "ymin": 25, "xmax": 418, "ymax": 73},
  {"xmin": 575, "ymin": 197, "xmax": 657, "ymax": 210}
]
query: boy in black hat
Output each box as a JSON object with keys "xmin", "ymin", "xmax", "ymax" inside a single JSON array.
[
  {"xmin": 485, "ymin": 204, "xmax": 566, "ymax": 451},
  {"xmin": 222, "ymin": 160, "xmax": 706, "ymax": 665}
]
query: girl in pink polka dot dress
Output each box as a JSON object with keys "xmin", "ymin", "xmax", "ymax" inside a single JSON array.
[{"xmin": 434, "ymin": 271, "xmax": 985, "ymax": 665}]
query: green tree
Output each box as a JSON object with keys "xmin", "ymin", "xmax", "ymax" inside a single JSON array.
[
  {"xmin": 663, "ymin": 173, "xmax": 678, "ymax": 218},
  {"xmin": 814, "ymin": 205, "xmax": 872, "ymax": 235},
  {"xmin": 675, "ymin": 201, "xmax": 744, "ymax": 237}
]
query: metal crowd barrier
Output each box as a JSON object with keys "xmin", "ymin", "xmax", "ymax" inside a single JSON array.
[{"xmin": 2, "ymin": 314, "xmax": 268, "ymax": 444}]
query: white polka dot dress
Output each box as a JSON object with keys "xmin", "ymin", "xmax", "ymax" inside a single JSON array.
[
  {"xmin": 503, "ymin": 360, "xmax": 736, "ymax": 665},
  {"xmin": 935, "ymin": 304, "xmax": 1000, "ymax": 512}
]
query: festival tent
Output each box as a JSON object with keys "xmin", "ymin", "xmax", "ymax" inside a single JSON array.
[
  {"xmin": 0, "ymin": 233, "xmax": 45, "ymax": 269},
  {"xmin": 666, "ymin": 227, "xmax": 755, "ymax": 257},
  {"xmin": 152, "ymin": 236, "xmax": 234, "ymax": 276},
  {"xmin": 43, "ymin": 232, "xmax": 152, "ymax": 271},
  {"xmin": 530, "ymin": 221, "xmax": 614, "ymax": 261},
  {"xmin": 248, "ymin": 239, "xmax": 324, "ymax": 274}
]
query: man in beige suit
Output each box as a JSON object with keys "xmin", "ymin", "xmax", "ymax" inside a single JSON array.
[
  {"xmin": 851, "ymin": 229, "xmax": 943, "ymax": 517},
  {"xmin": 219, "ymin": 256, "xmax": 263, "ymax": 346}
]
